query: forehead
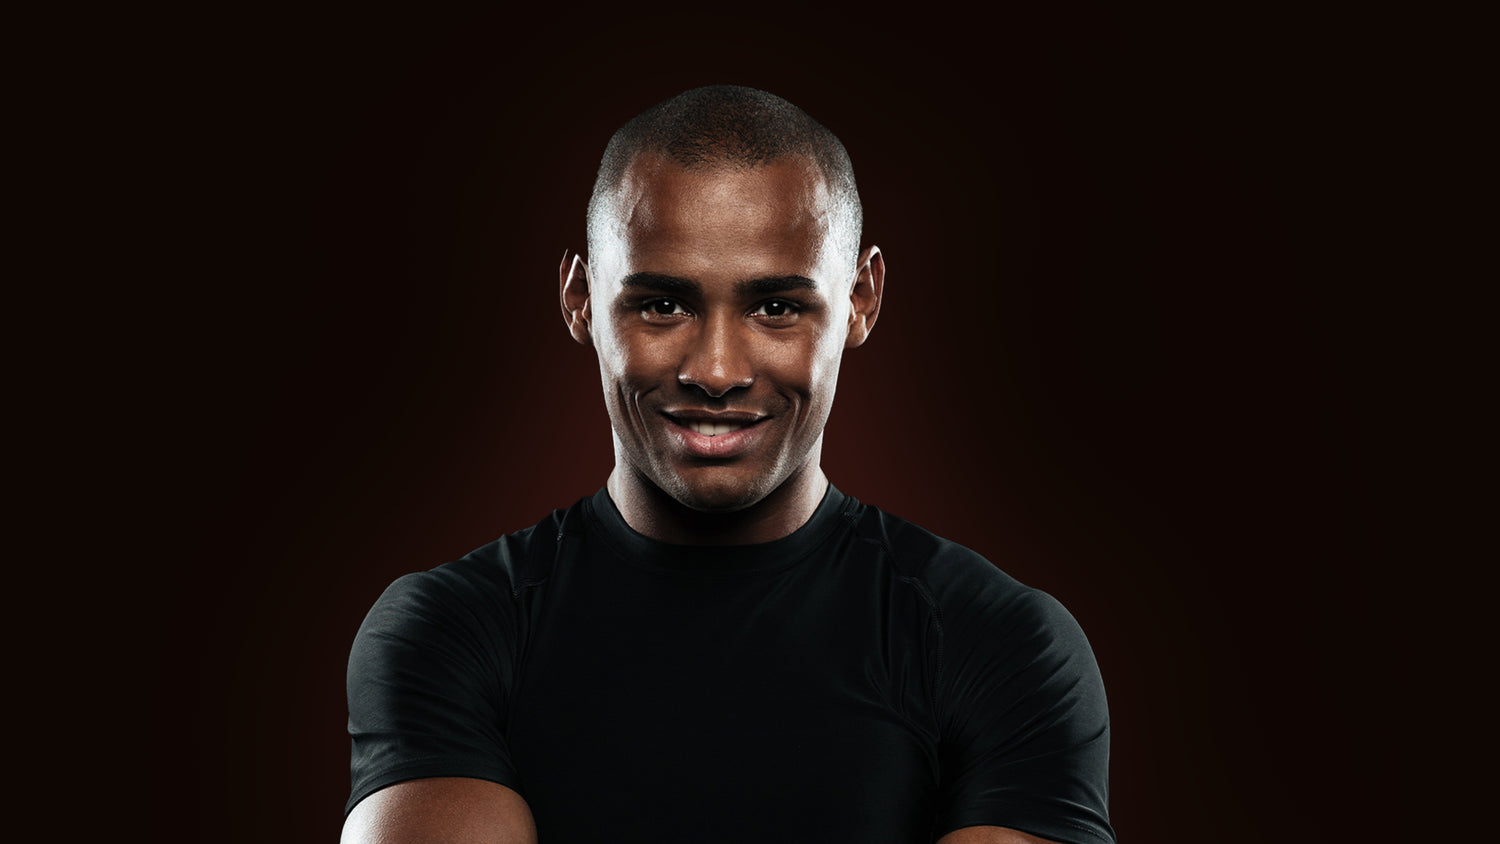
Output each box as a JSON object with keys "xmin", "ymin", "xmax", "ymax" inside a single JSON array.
[{"xmin": 600, "ymin": 154, "xmax": 836, "ymax": 283}]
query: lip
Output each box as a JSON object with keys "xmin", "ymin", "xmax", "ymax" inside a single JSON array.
[
  {"xmin": 662, "ymin": 408, "xmax": 767, "ymax": 422},
  {"xmin": 661, "ymin": 409, "xmax": 769, "ymax": 459}
]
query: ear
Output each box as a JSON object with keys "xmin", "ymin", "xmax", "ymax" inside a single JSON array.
[
  {"xmin": 559, "ymin": 249, "xmax": 593, "ymax": 347},
  {"xmin": 845, "ymin": 245, "xmax": 884, "ymax": 349}
]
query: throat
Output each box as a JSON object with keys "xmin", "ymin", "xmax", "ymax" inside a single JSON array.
[{"xmin": 607, "ymin": 464, "xmax": 829, "ymax": 545}]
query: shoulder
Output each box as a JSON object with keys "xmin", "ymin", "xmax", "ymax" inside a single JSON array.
[
  {"xmin": 852, "ymin": 503, "xmax": 1097, "ymax": 680},
  {"xmin": 849, "ymin": 503, "xmax": 1114, "ymax": 843},
  {"xmin": 852, "ymin": 503, "xmax": 1038, "ymax": 614},
  {"xmin": 353, "ymin": 499, "xmax": 584, "ymax": 643}
]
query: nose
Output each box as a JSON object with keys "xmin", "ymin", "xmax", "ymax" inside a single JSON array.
[{"xmin": 677, "ymin": 313, "xmax": 753, "ymax": 398}]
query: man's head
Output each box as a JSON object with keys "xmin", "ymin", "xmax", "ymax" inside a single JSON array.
[
  {"xmin": 586, "ymin": 85, "xmax": 864, "ymax": 278},
  {"xmin": 561, "ymin": 86, "xmax": 884, "ymax": 518}
]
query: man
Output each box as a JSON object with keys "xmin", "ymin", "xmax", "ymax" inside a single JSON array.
[{"xmin": 343, "ymin": 86, "xmax": 1114, "ymax": 844}]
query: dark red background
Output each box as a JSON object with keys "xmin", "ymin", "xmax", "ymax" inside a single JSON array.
[{"xmin": 149, "ymin": 8, "xmax": 1387, "ymax": 842}]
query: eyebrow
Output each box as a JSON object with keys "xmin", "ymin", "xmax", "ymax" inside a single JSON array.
[{"xmin": 621, "ymin": 273, "xmax": 819, "ymax": 296}]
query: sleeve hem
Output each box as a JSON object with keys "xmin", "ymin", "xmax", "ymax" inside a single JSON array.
[
  {"xmin": 345, "ymin": 758, "xmax": 525, "ymax": 817},
  {"xmin": 935, "ymin": 809, "xmax": 1115, "ymax": 844}
]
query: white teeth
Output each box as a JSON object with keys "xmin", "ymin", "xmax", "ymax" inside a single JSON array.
[{"xmin": 686, "ymin": 420, "xmax": 745, "ymax": 436}]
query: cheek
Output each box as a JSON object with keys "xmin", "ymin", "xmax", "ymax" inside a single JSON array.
[
  {"xmin": 764, "ymin": 333, "xmax": 843, "ymax": 399},
  {"xmin": 599, "ymin": 325, "xmax": 675, "ymax": 389}
]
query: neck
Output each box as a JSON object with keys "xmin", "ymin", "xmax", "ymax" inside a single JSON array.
[{"xmin": 607, "ymin": 463, "xmax": 830, "ymax": 546}]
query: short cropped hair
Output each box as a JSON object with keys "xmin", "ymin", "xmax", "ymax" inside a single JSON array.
[{"xmin": 586, "ymin": 85, "xmax": 864, "ymax": 271}]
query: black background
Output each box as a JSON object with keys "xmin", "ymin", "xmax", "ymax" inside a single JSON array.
[{"xmin": 103, "ymin": 6, "xmax": 1403, "ymax": 841}]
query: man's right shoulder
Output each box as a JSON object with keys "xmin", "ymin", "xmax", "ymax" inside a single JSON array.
[{"xmin": 368, "ymin": 496, "xmax": 590, "ymax": 618}]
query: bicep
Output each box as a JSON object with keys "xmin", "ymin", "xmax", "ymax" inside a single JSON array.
[
  {"xmin": 937, "ymin": 827, "xmax": 1064, "ymax": 844},
  {"xmin": 934, "ymin": 585, "xmax": 1114, "ymax": 842},
  {"xmin": 346, "ymin": 573, "xmax": 524, "ymax": 812},
  {"xmin": 937, "ymin": 826, "xmax": 1063, "ymax": 844},
  {"xmin": 341, "ymin": 777, "xmax": 537, "ymax": 844}
]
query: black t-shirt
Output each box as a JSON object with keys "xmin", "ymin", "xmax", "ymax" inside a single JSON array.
[{"xmin": 346, "ymin": 486, "xmax": 1114, "ymax": 843}]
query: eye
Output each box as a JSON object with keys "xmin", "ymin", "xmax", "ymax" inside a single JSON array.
[
  {"xmin": 752, "ymin": 300, "xmax": 800, "ymax": 319},
  {"xmin": 642, "ymin": 298, "xmax": 688, "ymax": 317}
]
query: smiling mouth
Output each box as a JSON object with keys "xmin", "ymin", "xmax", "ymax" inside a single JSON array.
[
  {"xmin": 683, "ymin": 420, "xmax": 751, "ymax": 437},
  {"xmin": 664, "ymin": 411, "xmax": 765, "ymax": 438},
  {"xmin": 661, "ymin": 411, "xmax": 767, "ymax": 459}
]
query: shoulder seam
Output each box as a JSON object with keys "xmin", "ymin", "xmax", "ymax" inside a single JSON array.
[
  {"xmin": 897, "ymin": 570, "xmax": 945, "ymax": 713},
  {"xmin": 505, "ymin": 507, "xmax": 578, "ymax": 599},
  {"xmin": 860, "ymin": 527, "xmax": 948, "ymax": 726},
  {"xmin": 852, "ymin": 507, "xmax": 951, "ymax": 712}
]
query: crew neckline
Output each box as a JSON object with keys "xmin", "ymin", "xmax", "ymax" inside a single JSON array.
[{"xmin": 584, "ymin": 483, "xmax": 858, "ymax": 574}]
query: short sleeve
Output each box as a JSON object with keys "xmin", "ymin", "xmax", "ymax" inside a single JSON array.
[
  {"xmin": 345, "ymin": 565, "xmax": 523, "ymax": 816},
  {"xmin": 930, "ymin": 560, "xmax": 1115, "ymax": 844}
]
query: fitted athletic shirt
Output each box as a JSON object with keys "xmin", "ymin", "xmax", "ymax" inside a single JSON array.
[{"xmin": 346, "ymin": 485, "xmax": 1115, "ymax": 843}]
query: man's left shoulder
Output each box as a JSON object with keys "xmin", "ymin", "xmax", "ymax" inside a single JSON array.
[
  {"xmin": 849, "ymin": 507, "xmax": 1113, "ymax": 844},
  {"xmin": 853, "ymin": 503, "xmax": 1029, "ymax": 598},
  {"xmin": 852, "ymin": 503, "xmax": 1093, "ymax": 645}
]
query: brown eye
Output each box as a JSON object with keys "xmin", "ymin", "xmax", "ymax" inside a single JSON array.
[
  {"xmin": 647, "ymin": 299, "xmax": 686, "ymax": 316},
  {"xmin": 753, "ymin": 300, "xmax": 798, "ymax": 318}
]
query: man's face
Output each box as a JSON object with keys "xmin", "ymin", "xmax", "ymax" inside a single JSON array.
[{"xmin": 580, "ymin": 154, "xmax": 859, "ymax": 513}]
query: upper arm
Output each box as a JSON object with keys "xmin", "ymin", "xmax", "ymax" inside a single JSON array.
[
  {"xmin": 931, "ymin": 568, "xmax": 1115, "ymax": 843},
  {"xmin": 936, "ymin": 827, "xmax": 1063, "ymax": 844},
  {"xmin": 341, "ymin": 777, "xmax": 537, "ymax": 844},
  {"xmin": 346, "ymin": 570, "xmax": 524, "ymax": 815}
]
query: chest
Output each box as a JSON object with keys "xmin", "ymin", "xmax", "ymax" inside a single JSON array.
[{"xmin": 505, "ymin": 548, "xmax": 940, "ymax": 842}]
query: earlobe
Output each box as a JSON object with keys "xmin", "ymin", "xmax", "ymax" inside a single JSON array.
[
  {"xmin": 845, "ymin": 246, "xmax": 885, "ymax": 349},
  {"xmin": 559, "ymin": 250, "xmax": 594, "ymax": 347}
]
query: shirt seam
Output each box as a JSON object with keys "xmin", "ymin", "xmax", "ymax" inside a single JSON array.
[{"xmin": 859, "ymin": 522, "xmax": 948, "ymax": 722}]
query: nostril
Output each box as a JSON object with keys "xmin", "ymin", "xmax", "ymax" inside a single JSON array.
[{"xmin": 677, "ymin": 367, "xmax": 752, "ymax": 398}]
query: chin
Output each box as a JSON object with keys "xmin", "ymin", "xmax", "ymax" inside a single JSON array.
[{"xmin": 660, "ymin": 469, "xmax": 774, "ymax": 514}]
